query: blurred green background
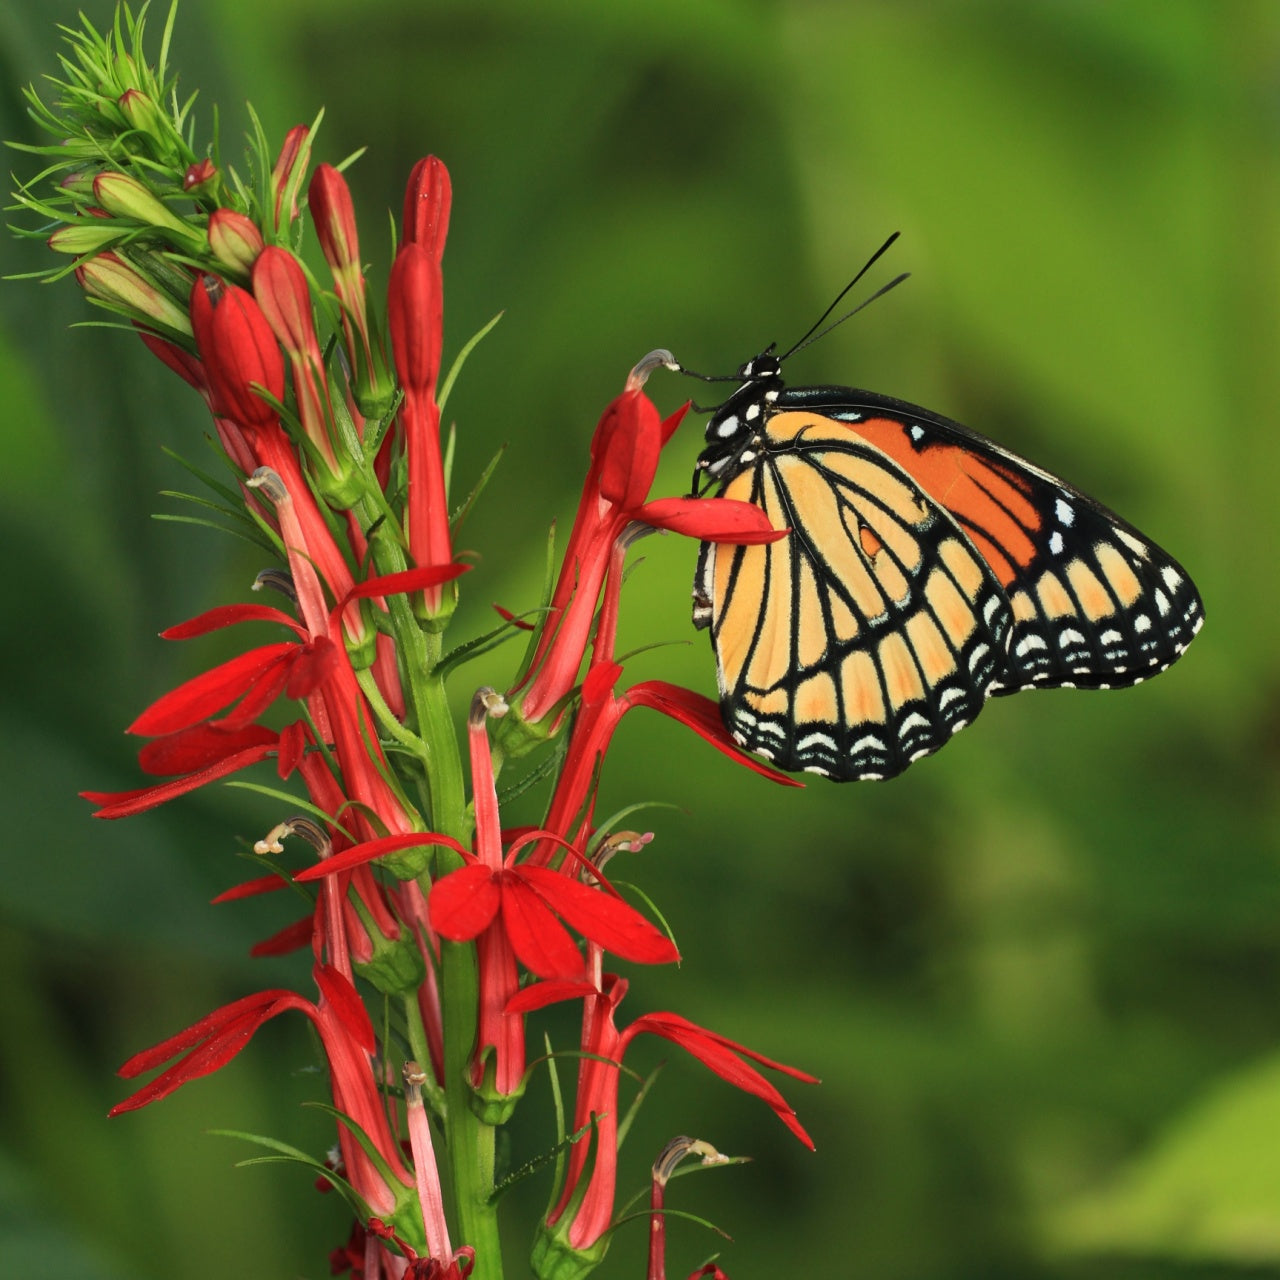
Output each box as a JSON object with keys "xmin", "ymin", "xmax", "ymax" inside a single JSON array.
[{"xmin": 2, "ymin": 1, "xmax": 1277, "ymax": 1277}]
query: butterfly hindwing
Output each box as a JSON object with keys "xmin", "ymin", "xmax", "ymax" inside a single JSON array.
[{"xmin": 696, "ymin": 414, "xmax": 1013, "ymax": 779}]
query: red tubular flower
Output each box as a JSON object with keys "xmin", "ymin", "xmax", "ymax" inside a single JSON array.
[
  {"xmin": 513, "ymin": 974, "xmax": 816, "ymax": 1262},
  {"xmin": 515, "ymin": 370, "xmax": 783, "ymax": 725},
  {"xmin": 112, "ymin": 964, "xmax": 416, "ymax": 1225},
  {"xmin": 388, "ymin": 241, "xmax": 451, "ymax": 617},
  {"xmin": 532, "ymin": 658, "xmax": 798, "ymax": 867}
]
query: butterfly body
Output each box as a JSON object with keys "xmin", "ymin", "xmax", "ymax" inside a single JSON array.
[{"xmin": 692, "ymin": 361, "xmax": 1204, "ymax": 781}]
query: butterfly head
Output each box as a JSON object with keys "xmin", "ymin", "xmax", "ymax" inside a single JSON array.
[{"xmin": 737, "ymin": 350, "xmax": 782, "ymax": 382}]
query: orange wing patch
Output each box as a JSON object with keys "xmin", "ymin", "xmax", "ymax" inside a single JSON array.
[{"xmin": 845, "ymin": 416, "xmax": 1040, "ymax": 585}]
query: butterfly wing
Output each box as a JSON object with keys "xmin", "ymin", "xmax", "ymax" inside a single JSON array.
[
  {"xmin": 778, "ymin": 386, "xmax": 1205, "ymax": 694},
  {"xmin": 695, "ymin": 412, "xmax": 1015, "ymax": 779}
]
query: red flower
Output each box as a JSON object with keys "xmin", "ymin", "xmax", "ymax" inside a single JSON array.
[
  {"xmin": 513, "ymin": 973, "xmax": 816, "ymax": 1257},
  {"xmin": 112, "ymin": 964, "xmax": 414, "ymax": 1222},
  {"xmin": 515, "ymin": 367, "xmax": 783, "ymax": 724}
]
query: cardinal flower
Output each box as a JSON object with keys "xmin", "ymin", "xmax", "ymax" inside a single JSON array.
[
  {"xmin": 513, "ymin": 355, "xmax": 784, "ymax": 727},
  {"xmin": 513, "ymin": 973, "xmax": 817, "ymax": 1269}
]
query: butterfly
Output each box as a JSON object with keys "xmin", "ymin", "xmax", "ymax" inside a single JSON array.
[{"xmin": 682, "ymin": 254, "xmax": 1204, "ymax": 781}]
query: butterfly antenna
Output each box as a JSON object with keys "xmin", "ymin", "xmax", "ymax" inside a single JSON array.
[
  {"xmin": 671, "ymin": 341, "xmax": 777, "ymax": 383},
  {"xmin": 779, "ymin": 232, "xmax": 902, "ymax": 362},
  {"xmin": 785, "ymin": 270, "xmax": 910, "ymax": 359}
]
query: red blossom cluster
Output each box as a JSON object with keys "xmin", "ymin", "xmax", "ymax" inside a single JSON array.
[{"xmin": 24, "ymin": 14, "xmax": 816, "ymax": 1277}]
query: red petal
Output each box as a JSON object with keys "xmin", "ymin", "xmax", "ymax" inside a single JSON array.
[
  {"xmin": 429, "ymin": 865, "xmax": 501, "ymax": 940},
  {"xmin": 517, "ymin": 866, "xmax": 678, "ymax": 966},
  {"xmin": 504, "ymin": 979, "xmax": 597, "ymax": 1015},
  {"xmin": 284, "ymin": 637, "xmax": 339, "ymax": 699},
  {"xmin": 635, "ymin": 496, "xmax": 787, "ymax": 544},
  {"xmin": 315, "ymin": 964, "xmax": 376, "ymax": 1054},
  {"xmin": 624, "ymin": 681, "xmax": 802, "ymax": 787},
  {"xmin": 493, "ymin": 603, "xmax": 536, "ymax": 631},
  {"xmin": 659, "ymin": 401, "xmax": 691, "ymax": 446},
  {"xmin": 628, "ymin": 1012, "xmax": 815, "ymax": 1149},
  {"xmin": 595, "ymin": 390, "xmax": 661, "ymax": 509},
  {"xmin": 85, "ymin": 743, "xmax": 278, "ymax": 818},
  {"xmin": 116, "ymin": 989, "xmax": 287, "ymax": 1078},
  {"xmin": 344, "ymin": 563, "xmax": 470, "ymax": 604},
  {"xmin": 138, "ymin": 722, "xmax": 278, "ymax": 776},
  {"xmin": 249, "ymin": 914, "xmax": 314, "ymax": 956},
  {"xmin": 500, "ymin": 876, "xmax": 585, "ymax": 980},
  {"xmin": 212, "ymin": 874, "xmax": 286, "ymax": 903},
  {"xmin": 276, "ymin": 720, "xmax": 308, "ymax": 778},
  {"xmin": 210, "ymin": 657, "xmax": 291, "ymax": 732},
  {"xmin": 294, "ymin": 832, "xmax": 469, "ymax": 882},
  {"xmin": 111, "ymin": 997, "xmax": 298, "ymax": 1115},
  {"xmin": 160, "ymin": 603, "xmax": 305, "ymax": 641},
  {"xmin": 580, "ymin": 660, "xmax": 622, "ymax": 707},
  {"xmin": 128, "ymin": 643, "xmax": 297, "ymax": 736}
]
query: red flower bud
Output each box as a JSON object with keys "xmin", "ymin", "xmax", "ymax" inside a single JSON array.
[
  {"xmin": 387, "ymin": 243, "xmax": 443, "ymax": 398},
  {"xmin": 189, "ymin": 275, "xmax": 285, "ymax": 431},
  {"xmin": 270, "ymin": 124, "xmax": 312, "ymax": 231},
  {"xmin": 183, "ymin": 158, "xmax": 218, "ymax": 193},
  {"xmin": 402, "ymin": 156, "xmax": 451, "ymax": 262},
  {"xmin": 308, "ymin": 164, "xmax": 360, "ymax": 279}
]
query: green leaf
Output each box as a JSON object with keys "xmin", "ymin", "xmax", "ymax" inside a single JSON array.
[
  {"xmin": 1047, "ymin": 1050, "xmax": 1280, "ymax": 1264},
  {"xmin": 450, "ymin": 444, "xmax": 506, "ymax": 533},
  {"xmin": 437, "ymin": 310, "xmax": 503, "ymax": 413}
]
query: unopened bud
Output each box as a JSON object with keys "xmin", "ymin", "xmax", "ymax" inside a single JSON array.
[
  {"xmin": 92, "ymin": 172, "xmax": 203, "ymax": 249},
  {"xmin": 183, "ymin": 158, "xmax": 218, "ymax": 194},
  {"xmin": 48, "ymin": 223, "xmax": 122, "ymax": 255},
  {"xmin": 208, "ymin": 209, "xmax": 264, "ymax": 276},
  {"xmin": 77, "ymin": 251, "xmax": 192, "ymax": 336},
  {"xmin": 117, "ymin": 88, "xmax": 166, "ymax": 139}
]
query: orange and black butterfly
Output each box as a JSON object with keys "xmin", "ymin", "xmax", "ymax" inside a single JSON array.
[{"xmin": 684, "ymin": 249, "xmax": 1203, "ymax": 781}]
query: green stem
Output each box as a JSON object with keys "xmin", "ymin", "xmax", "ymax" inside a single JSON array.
[{"xmin": 360, "ymin": 502, "xmax": 502, "ymax": 1276}]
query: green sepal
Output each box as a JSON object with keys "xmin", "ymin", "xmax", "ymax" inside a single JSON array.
[
  {"xmin": 468, "ymin": 1045, "xmax": 528, "ymax": 1126},
  {"xmin": 350, "ymin": 899, "xmax": 427, "ymax": 996}
]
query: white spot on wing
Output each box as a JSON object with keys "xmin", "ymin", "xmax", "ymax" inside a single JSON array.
[
  {"xmin": 1049, "ymin": 531, "xmax": 1065, "ymax": 555},
  {"xmin": 1055, "ymin": 498, "xmax": 1074, "ymax": 526}
]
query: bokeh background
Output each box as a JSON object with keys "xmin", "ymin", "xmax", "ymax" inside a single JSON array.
[{"xmin": 2, "ymin": 1, "xmax": 1277, "ymax": 1277}]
